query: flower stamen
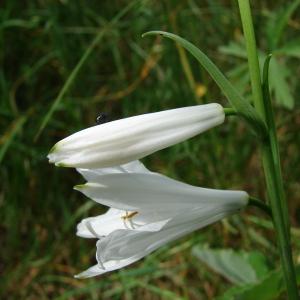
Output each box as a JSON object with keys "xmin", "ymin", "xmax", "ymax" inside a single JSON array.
[
  {"xmin": 121, "ymin": 211, "xmax": 139, "ymax": 220},
  {"xmin": 121, "ymin": 211, "xmax": 139, "ymax": 229}
]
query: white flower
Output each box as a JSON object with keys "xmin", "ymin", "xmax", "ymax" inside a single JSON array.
[
  {"xmin": 74, "ymin": 160, "xmax": 248, "ymax": 278},
  {"xmin": 48, "ymin": 103, "xmax": 225, "ymax": 169}
]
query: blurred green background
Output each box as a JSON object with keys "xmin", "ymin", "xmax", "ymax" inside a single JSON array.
[{"xmin": 1, "ymin": 0, "xmax": 300, "ymax": 299}]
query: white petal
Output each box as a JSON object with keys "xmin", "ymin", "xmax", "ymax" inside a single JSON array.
[
  {"xmin": 75, "ymin": 172, "xmax": 248, "ymax": 211},
  {"xmin": 77, "ymin": 160, "xmax": 150, "ymax": 182},
  {"xmin": 121, "ymin": 160, "xmax": 150, "ymax": 173},
  {"xmin": 75, "ymin": 204, "xmax": 244, "ymax": 278},
  {"xmin": 77, "ymin": 208, "xmax": 172, "ymax": 238},
  {"xmin": 54, "ymin": 104, "xmax": 221, "ymax": 151},
  {"xmin": 58, "ymin": 115, "xmax": 224, "ymax": 169},
  {"xmin": 76, "ymin": 208, "xmax": 122, "ymax": 238},
  {"xmin": 75, "ymin": 264, "xmax": 104, "ymax": 278},
  {"xmin": 48, "ymin": 104, "xmax": 225, "ymax": 168},
  {"xmin": 97, "ymin": 203, "xmax": 244, "ymax": 265},
  {"xmin": 75, "ymin": 255, "xmax": 144, "ymax": 278}
]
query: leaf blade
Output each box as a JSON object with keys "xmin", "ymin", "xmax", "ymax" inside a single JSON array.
[{"xmin": 143, "ymin": 30, "xmax": 266, "ymax": 136}]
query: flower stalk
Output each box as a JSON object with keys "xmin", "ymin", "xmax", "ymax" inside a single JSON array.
[
  {"xmin": 248, "ymin": 196, "xmax": 272, "ymax": 219},
  {"xmin": 223, "ymin": 107, "xmax": 237, "ymax": 116},
  {"xmin": 237, "ymin": 0, "xmax": 299, "ymax": 298}
]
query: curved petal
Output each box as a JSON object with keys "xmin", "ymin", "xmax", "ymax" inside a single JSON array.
[
  {"xmin": 93, "ymin": 204, "xmax": 246, "ymax": 273},
  {"xmin": 74, "ymin": 254, "xmax": 143, "ymax": 278},
  {"xmin": 77, "ymin": 160, "xmax": 150, "ymax": 182},
  {"xmin": 77, "ymin": 208, "xmax": 173, "ymax": 238},
  {"xmin": 75, "ymin": 172, "xmax": 248, "ymax": 212},
  {"xmin": 76, "ymin": 208, "xmax": 123, "ymax": 238}
]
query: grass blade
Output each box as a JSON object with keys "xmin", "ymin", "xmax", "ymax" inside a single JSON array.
[{"xmin": 0, "ymin": 115, "xmax": 27, "ymax": 163}]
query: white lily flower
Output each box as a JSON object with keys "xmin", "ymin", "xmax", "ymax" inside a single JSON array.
[
  {"xmin": 74, "ymin": 160, "xmax": 248, "ymax": 278},
  {"xmin": 48, "ymin": 103, "xmax": 225, "ymax": 169}
]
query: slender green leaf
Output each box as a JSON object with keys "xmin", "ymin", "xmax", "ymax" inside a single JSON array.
[
  {"xmin": 262, "ymin": 55, "xmax": 290, "ymax": 237},
  {"xmin": 142, "ymin": 31, "xmax": 267, "ymax": 137}
]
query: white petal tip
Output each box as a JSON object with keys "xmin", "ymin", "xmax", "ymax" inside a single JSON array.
[
  {"xmin": 244, "ymin": 192, "xmax": 250, "ymax": 205},
  {"xmin": 74, "ymin": 184, "xmax": 86, "ymax": 191},
  {"xmin": 213, "ymin": 103, "xmax": 223, "ymax": 110},
  {"xmin": 55, "ymin": 162, "xmax": 71, "ymax": 168},
  {"xmin": 48, "ymin": 144, "xmax": 58, "ymax": 155},
  {"xmin": 47, "ymin": 154, "xmax": 55, "ymax": 163},
  {"xmin": 74, "ymin": 273, "xmax": 86, "ymax": 279}
]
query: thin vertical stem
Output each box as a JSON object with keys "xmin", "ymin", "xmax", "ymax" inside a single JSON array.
[
  {"xmin": 262, "ymin": 55, "xmax": 290, "ymax": 235},
  {"xmin": 237, "ymin": 0, "xmax": 299, "ymax": 299},
  {"xmin": 261, "ymin": 144, "xmax": 298, "ymax": 299},
  {"xmin": 237, "ymin": 0, "xmax": 265, "ymax": 119}
]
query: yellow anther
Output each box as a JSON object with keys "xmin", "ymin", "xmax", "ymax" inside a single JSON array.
[{"xmin": 121, "ymin": 211, "xmax": 138, "ymax": 220}]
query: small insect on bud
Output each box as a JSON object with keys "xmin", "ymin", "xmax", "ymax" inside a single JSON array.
[{"xmin": 96, "ymin": 113, "xmax": 110, "ymax": 125}]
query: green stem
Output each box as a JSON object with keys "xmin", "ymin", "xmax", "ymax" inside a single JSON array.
[
  {"xmin": 262, "ymin": 55, "xmax": 289, "ymax": 234},
  {"xmin": 223, "ymin": 107, "xmax": 237, "ymax": 116},
  {"xmin": 248, "ymin": 196, "xmax": 272, "ymax": 219},
  {"xmin": 261, "ymin": 144, "xmax": 298, "ymax": 299},
  {"xmin": 237, "ymin": 1, "xmax": 298, "ymax": 298},
  {"xmin": 237, "ymin": 0, "xmax": 265, "ymax": 120}
]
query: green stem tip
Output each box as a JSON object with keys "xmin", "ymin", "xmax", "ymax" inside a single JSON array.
[
  {"xmin": 223, "ymin": 107, "xmax": 237, "ymax": 116},
  {"xmin": 248, "ymin": 196, "xmax": 273, "ymax": 219}
]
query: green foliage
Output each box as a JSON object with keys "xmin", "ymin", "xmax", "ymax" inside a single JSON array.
[
  {"xmin": 193, "ymin": 246, "xmax": 300, "ymax": 300},
  {"xmin": 143, "ymin": 30, "xmax": 266, "ymax": 137},
  {"xmin": 192, "ymin": 247, "xmax": 269, "ymax": 285},
  {"xmin": 219, "ymin": 0, "xmax": 300, "ymax": 109},
  {"xmin": 1, "ymin": 0, "xmax": 300, "ymax": 299}
]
